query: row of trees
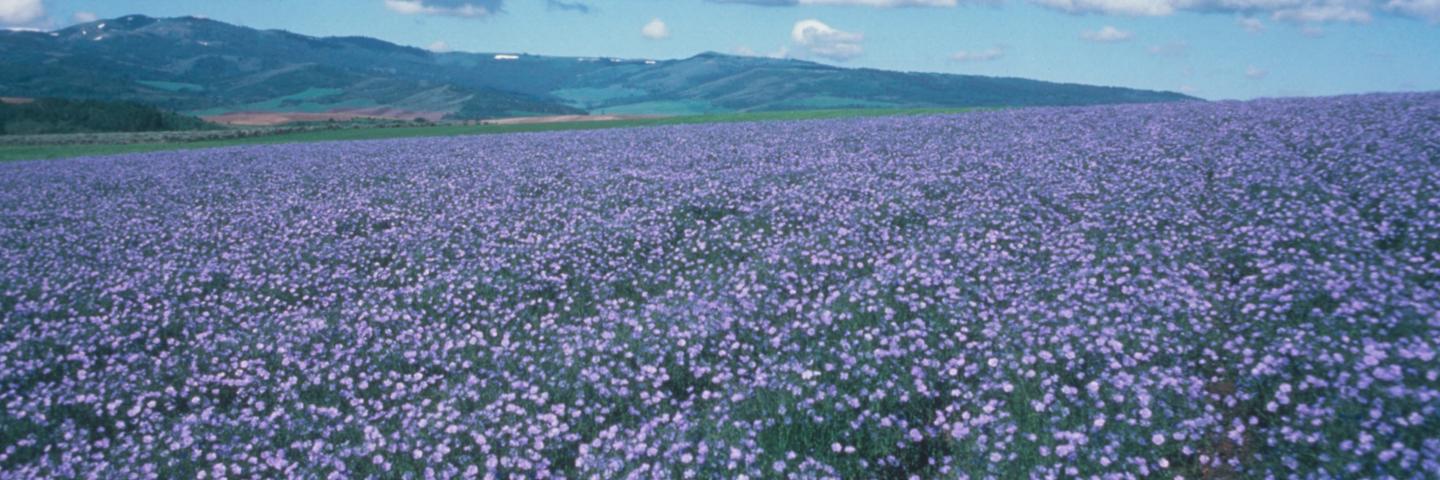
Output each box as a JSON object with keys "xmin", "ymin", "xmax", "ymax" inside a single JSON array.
[{"xmin": 0, "ymin": 98, "xmax": 214, "ymax": 136}]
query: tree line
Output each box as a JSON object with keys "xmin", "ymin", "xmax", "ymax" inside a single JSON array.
[{"xmin": 0, "ymin": 98, "xmax": 214, "ymax": 136}]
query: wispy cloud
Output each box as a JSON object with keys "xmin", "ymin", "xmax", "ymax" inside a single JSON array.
[
  {"xmin": 710, "ymin": 0, "xmax": 960, "ymax": 6},
  {"xmin": 792, "ymin": 19, "xmax": 864, "ymax": 60},
  {"xmin": 734, "ymin": 45, "xmax": 792, "ymax": 58},
  {"xmin": 1032, "ymin": 0, "xmax": 1177, "ymax": 16},
  {"xmin": 1030, "ymin": 1, "xmax": 1412, "ymax": 24},
  {"xmin": 1238, "ymin": 17, "xmax": 1265, "ymax": 33},
  {"xmin": 1081, "ymin": 25, "xmax": 1132, "ymax": 43},
  {"xmin": 1272, "ymin": 5, "xmax": 1371, "ymax": 23},
  {"xmin": 383, "ymin": 0, "xmax": 503, "ymax": 18},
  {"xmin": 1387, "ymin": 0, "xmax": 1440, "ymax": 22},
  {"xmin": 546, "ymin": 0, "xmax": 592, "ymax": 13},
  {"xmin": 0, "ymin": 0, "xmax": 45, "ymax": 26},
  {"xmin": 709, "ymin": 0, "xmax": 1440, "ymax": 23},
  {"xmin": 950, "ymin": 47, "xmax": 1005, "ymax": 62},
  {"xmin": 1246, "ymin": 65, "xmax": 1268, "ymax": 79}
]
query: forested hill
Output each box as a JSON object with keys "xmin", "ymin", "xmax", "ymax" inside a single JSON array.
[{"xmin": 0, "ymin": 15, "xmax": 1197, "ymax": 122}]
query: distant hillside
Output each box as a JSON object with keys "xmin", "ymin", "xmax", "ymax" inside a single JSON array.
[
  {"xmin": 0, "ymin": 15, "xmax": 1197, "ymax": 122},
  {"xmin": 0, "ymin": 97, "xmax": 213, "ymax": 135}
]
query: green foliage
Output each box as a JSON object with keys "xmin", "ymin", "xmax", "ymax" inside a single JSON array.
[{"xmin": 0, "ymin": 98, "xmax": 213, "ymax": 136}]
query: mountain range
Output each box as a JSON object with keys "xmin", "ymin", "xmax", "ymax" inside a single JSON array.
[{"xmin": 0, "ymin": 15, "xmax": 1197, "ymax": 124}]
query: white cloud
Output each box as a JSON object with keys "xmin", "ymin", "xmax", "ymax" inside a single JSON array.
[
  {"xmin": 1080, "ymin": 25, "xmax": 1132, "ymax": 42},
  {"xmin": 73, "ymin": 11, "xmax": 98, "ymax": 23},
  {"xmin": 1387, "ymin": 0, "xmax": 1440, "ymax": 22},
  {"xmin": 1238, "ymin": 16, "xmax": 1265, "ymax": 32},
  {"xmin": 1032, "ymin": 0, "xmax": 1178, "ymax": 16},
  {"xmin": 950, "ymin": 47, "xmax": 1005, "ymax": 62},
  {"xmin": 1245, "ymin": 65, "xmax": 1268, "ymax": 79},
  {"xmin": 714, "ymin": 0, "xmax": 1440, "ymax": 23},
  {"xmin": 734, "ymin": 45, "xmax": 791, "ymax": 58},
  {"xmin": 792, "ymin": 19, "xmax": 864, "ymax": 60},
  {"xmin": 1272, "ymin": 4, "xmax": 1371, "ymax": 23},
  {"xmin": 710, "ymin": 0, "xmax": 960, "ymax": 6},
  {"xmin": 641, "ymin": 18, "xmax": 670, "ymax": 39},
  {"xmin": 0, "ymin": 0, "xmax": 45, "ymax": 26},
  {"xmin": 383, "ymin": 0, "xmax": 500, "ymax": 18},
  {"xmin": 798, "ymin": 0, "xmax": 958, "ymax": 5},
  {"xmin": 1030, "ymin": 0, "xmax": 1424, "ymax": 23},
  {"xmin": 427, "ymin": 40, "xmax": 450, "ymax": 52}
]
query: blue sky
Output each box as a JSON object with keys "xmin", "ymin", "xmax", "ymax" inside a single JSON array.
[{"xmin": 4, "ymin": 0, "xmax": 1438, "ymax": 99}]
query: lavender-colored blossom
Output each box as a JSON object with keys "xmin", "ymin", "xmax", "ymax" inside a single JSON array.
[{"xmin": 1, "ymin": 93, "xmax": 1438, "ymax": 478}]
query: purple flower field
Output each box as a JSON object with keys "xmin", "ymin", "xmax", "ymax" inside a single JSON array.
[{"xmin": 2, "ymin": 93, "xmax": 1439, "ymax": 479}]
